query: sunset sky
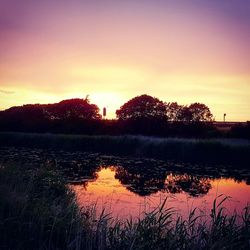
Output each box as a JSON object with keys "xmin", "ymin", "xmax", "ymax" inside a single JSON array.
[{"xmin": 0, "ymin": 0, "xmax": 249, "ymax": 121}]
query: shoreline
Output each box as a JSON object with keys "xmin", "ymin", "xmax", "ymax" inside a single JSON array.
[{"xmin": 0, "ymin": 132, "xmax": 250, "ymax": 167}]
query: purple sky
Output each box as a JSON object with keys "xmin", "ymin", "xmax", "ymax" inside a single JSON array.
[{"xmin": 0, "ymin": 0, "xmax": 250, "ymax": 120}]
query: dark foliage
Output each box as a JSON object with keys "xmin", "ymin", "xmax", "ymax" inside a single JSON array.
[
  {"xmin": 165, "ymin": 102, "xmax": 213, "ymax": 123},
  {"xmin": 116, "ymin": 94, "xmax": 167, "ymax": 121},
  {"xmin": 0, "ymin": 98, "xmax": 101, "ymax": 131},
  {"xmin": 1, "ymin": 133, "xmax": 250, "ymax": 167},
  {"xmin": 0, "ymin": 95, "xmax": 248, "ymax": 138},
  {"xmin": 230, "ymin": 121, "xmax": 250, "ymax": 139}
]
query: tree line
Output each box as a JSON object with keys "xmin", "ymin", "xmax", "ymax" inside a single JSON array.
[
  {"xmin": 0, "ymin": 94, "xmax": 214, "ymax": 122},
  {"xmin": 116, "ymin": 94, "xmax": 213, "ymax": 122},
  {"xmin": 0, "ymin": 94, "xmax": 249, "ymax": 138}
]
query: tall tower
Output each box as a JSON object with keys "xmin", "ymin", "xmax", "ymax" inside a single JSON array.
[{"xmin": 103, "ymin": 107, "xmax": 107, "ymax": 119}]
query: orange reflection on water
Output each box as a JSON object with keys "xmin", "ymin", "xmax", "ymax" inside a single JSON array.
[
  {"xmin": 70, "ymin": 167, "xmax": 145, "ymax": 218},
  {"xmin": 70, "ymin": 167, "xmax": 250, "ymax": 219}
]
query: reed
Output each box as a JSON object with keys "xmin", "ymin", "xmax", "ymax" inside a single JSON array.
[{"xmin": 0, "ymin": 162, "xmax": 249, "ymax": 249}]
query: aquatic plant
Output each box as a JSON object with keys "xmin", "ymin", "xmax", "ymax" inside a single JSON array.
[{"xmin": 0, "ymin": 132, "xmax": 250, "ymax": 166}]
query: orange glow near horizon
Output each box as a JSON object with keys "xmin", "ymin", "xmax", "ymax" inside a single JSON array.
[{"xmin": 0, "ymin": 1, "xmax": 249, "ymax": 121}]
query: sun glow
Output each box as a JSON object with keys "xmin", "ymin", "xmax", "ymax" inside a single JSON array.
[
  {"xmin": 0, "ymin": 1, "xmax": 249, "ymax": 121},
  {"xmin": 90, "ymin": 92, "xmax": 124, "ymax": 119}
]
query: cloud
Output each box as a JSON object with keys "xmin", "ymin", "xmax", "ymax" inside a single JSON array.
[{"xmin": 0, "ymin": 89, "xmax": 15, "ymax": 94}]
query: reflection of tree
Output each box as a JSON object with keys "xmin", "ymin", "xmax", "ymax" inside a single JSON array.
[
  {"xmin": 164, "ymin": 174, "xmax": 211, "ymax": 197},
  {"xmin": 114, "ymin": 166, "xmax": 212, "ymax": 197},
  {"xmin": 114, "ymin": 166, "xmax": 167, "ymax": 196}
]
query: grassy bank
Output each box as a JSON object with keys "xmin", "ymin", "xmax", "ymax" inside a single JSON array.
[
  {"xmin": 0, "ymin": 162, "xmax": 86, "ymax": 249},
  {"xmin": 0, "ymin": 162, "xmax": 249, "ymax": 250},
  {"xmin": 0, "ymin": 132, "xmax": 250, "ymax": 166}
]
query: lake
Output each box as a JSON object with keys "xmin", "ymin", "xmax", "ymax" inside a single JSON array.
[{"xmin": 1, "ymin": 147, "xmax": 249, "ymax": 219}]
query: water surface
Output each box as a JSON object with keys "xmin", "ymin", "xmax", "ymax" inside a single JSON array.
[
  {"xmin": 0, "ymin": 147, "xmax": 249, "ymax": 219},
  {"xmin": 70, "ymin": 166, "xmax": 250, "ymax": 219}
]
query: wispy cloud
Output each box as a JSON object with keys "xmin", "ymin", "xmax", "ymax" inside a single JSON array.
[{"xmin": 0, "ymin": 89, "xmax": 15, "ymax": 94}]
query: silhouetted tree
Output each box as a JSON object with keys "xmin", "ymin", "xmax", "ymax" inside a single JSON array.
[
  {"xmin": 178, "ymin": 103, "xmax": 213, "ymax": 123},
  {"xmin": 0, "ymin": 98, "xmax": 102, "ymax": 133},
  {"xmin": 188, "ymin": 103, "xmax": 213, "ymax": 122},
  {"xmin": 46, "ymin": 98, "xmax": 101, "ymax": 120},
  {"xmin": 165, "ymin": 102, "xmax": 183, "ymax": 121},
  {"xmin": 0, "ymin": 98, "xmax": 101, "ymax": 121},
  {"xmin": 116, "ymin": 94, "xmax": 167, "ymax": 121},
  {"xmin": 179, "ymin": 106, "xmax": 193, "ymax": 122},
  {"xmin": 0, "ymin": 96, "xmax": 217, "ymax": 136}
]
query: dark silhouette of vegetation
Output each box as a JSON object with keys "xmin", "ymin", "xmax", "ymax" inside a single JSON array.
[
  {"xmin": 115, "ymin": 94, "xmax": 168, "ymax": 135},
  {"xmin": 165, "ymin": 101, "xmax": 213, "ymax": 123},
  {"xmin": 116, "ymin": 95, "xmax": 213, "ymax": 123},
  {"xmin": 45, "ymin": 97, "xmax": 101, "ymax": 120},
  {"xmin": 116, "ymin": 94, "xmax": 167, "ymax": 121},
  {"xmin": 1, "ymin": 133, "xmax": 250, "ymax": 167},
  {"xmin": 165, "ymin": 102, "xmax": 183, "ymax": 121},
  {"xmin": 230, "ymin": 121, "xmax": 250, "ymax": 139},
  {"xmin": 0, "ymin": 97, "xmax": 100, "ymax": 128},
  {"xmin": 187, "ymin": 102, "xmax": 213, "ymax": 122},
  {"xmin": 0, "ymin": 94, "xmax": 248, "ymax": 138},
  {"xmin": 114, "ymin": 95, "xmax": 214, "ymax": 136}
]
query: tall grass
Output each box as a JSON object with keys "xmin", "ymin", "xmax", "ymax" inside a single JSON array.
[
  {"xmin": 0, "ymin": 132, "xmax": 250, "ymax": 166},
  {"xmin": 0, "ymin": 162, "xmax": 249, "ymax": 249},
  {"xmin": 0, "ymin": 163, "xmax": 86, "ymax": 249}
]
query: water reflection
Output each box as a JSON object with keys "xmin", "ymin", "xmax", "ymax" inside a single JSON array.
[
  {"xmin": 1, "ymin": 147, "xmax": 250, "ymax": 218},
  {"xmin": 65, "ymin": 163, "xmax": 214, "ymax": 198},
  {"xmin": 114, "ymin": 166, "xmax": 167, "ymax": 196},
  {"xmin": 71, "ymin": 166, "xmax": 250, "ymax": 219},
  {"xmin": 114, "ymin": 167, "xmax": 212, "ymax": 197},
  {"xmin": 164, "ymin": 174, "xmax": 211, "ymax": 197}
]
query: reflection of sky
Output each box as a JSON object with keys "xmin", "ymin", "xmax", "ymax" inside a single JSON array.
[
  {"xmin": 0, "ymin": 0, "xmax": 250, "ymax": 121},
  {"xmin": 71, "ymin": 167, "xmax": 250, "ymax": 219}
]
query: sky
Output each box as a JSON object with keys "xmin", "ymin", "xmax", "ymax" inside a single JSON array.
[{"xmin": 0, "ymin": 0, "xmax": 249, "ymax": 121}]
